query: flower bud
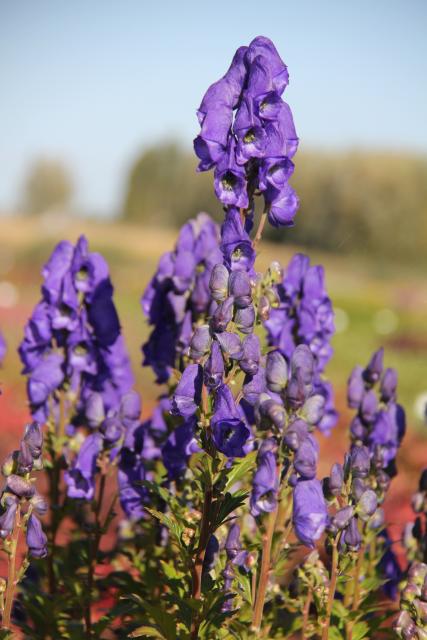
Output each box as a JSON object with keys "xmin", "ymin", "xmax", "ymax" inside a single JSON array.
[
  {"xmin": 26, "ymin": 514, "xmax": 48, "ymax": 558},
  {"xmin": 216, "ymin": 332, "xmax": 243, "ymax": 361},
  {"xmin": 240, "ymin": 334, "xmax": 261, "ymax": 376},
  {"xmin": 31, "ymin": 493, "xmax": 48, "ymax": 516},
  {"xmin": 284, "ymin": 419, "xmax": 308, "ymax": 452},
  {"xmin": 101, "ymin": 417, "xmax": 123, "ymax": 445},
  {"xmin": 394, "ymin": 610, "xmax": 417, "ymax": 639},
  {"xmin": 350, "ymin": 416, "xmax": 367, "ymax": 441},
  {"xmin": 0, "ymin": 501, "xmax": 17, "ymax": 538},
  {"xmin": 363, "ymin": 347, "xmax": 384, "ymax": 384},
  {"xmin": 266, "ymin": 351, "xmax": 288, "ymax": 394},
  {"xmin": 347, "ymin": 366, "xmax": 365, "ymax": 409},
  {"xmin": 211, "ymin": 296, "xmax": 234, "ymax": 332},
  {"xmin": 203, "ymin": 341, "xmax": 224, "ymax": 390},
  {"xmin": 258, "ymin": 396, "xmax": 286, "ymax": 431},
  {"xmin": 189, "ymin": 325, "xmax": 212, "ymax": 360},
  {"xmin": 380, "ymin": 367, "xmax": 397, "ymax": 403},
  {"xmin": 258, "ymin": 295, "xmax": 271, "ymax": 321},
  {"xmin": 17, "ymin": 441, "xmax": 33, "ymax": 474},
  {"xmin": 350, "ymin": 446, "xmax": 370, "ymax": 478},
  {"xmin": 360, "ymin": 390, "xmax": 378, "ymax": 424},
  {"xmin": 408, "ymin": 562, "xmax": 427, "ymax": 586},
  {"xmin": 357, "ymin": 489, "xmax": 378, "ymax": 520},
  {"xmin": 351, "ymin": 477, "xmax": 368, "ymax": 501},
  {"xmin": 332, "ymin": 506, "xmax": 354, "ymax": 531},
  {"xmin": 294, "ymin": 435, "xmax": 319, "ymax": 480},
  {"xmin": 328, "ymin": 463, "xmax": 344, "ymax": 496},
  {"xmin": 23, "ymin": 422, "xmax": 43, "ymax": 459},
  {"xmin": 413, "ymin": 598, "xmax": 427, "ymax": 624},
  {"xmin": 343, "ymin": 517, "xmax": 361, "ymax": 551},
  {"xmin": 287, "ymin": 346, "xmax": 314, "ymax": 409},
  {"xmin": 120, "ymin": 391, "xmax": 142, "ymax": 422},
  {"xmin": 234, "ymin": 304, "xmax": 255, "ymax": 334},
  {"xmin": 209, "ymin": 264, "xmax": 229, "ymax": 302},
  {"xmin": 6, "ymin": 474, "xmax": 35, "ymax": 498},
  {"xmin": 229, "ymin": 271, "xmax": 252, "ymax": 309},
  {"xmin": 86, "ymin": 393, "xmax": 105, "ymax": 429},
  {"xmin": 369, "ymin": 507, "xmax": 385, "ymax": 529},
  {"xmin": 301, "ymin": 394, "xmax": 325, "ymax": 426}
]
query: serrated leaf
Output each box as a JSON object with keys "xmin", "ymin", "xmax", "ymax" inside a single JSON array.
[
  {"xmin": 223, "ymin": 452, "xmax": 257, "ymax": 493},
  {"xmin": 212, "ymin": 491, "xmax": 248, "ymax": 529}
]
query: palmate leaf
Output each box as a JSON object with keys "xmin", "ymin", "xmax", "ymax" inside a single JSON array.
[
  {"xmin": 223, "ymin": 451, "xmax": 257, "ymax": 493},
  {"xmin": 212, "ymin": 490, "xmax": 248, "ymax": 529}
]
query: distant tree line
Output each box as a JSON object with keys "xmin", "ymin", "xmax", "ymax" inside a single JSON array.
[{"xmin": 122, "ymin": 143, "xmax": 427, "ymax": 263}]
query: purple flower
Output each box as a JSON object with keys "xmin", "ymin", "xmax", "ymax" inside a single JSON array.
[
  {"xmin": 240, "ymin": 334, "xmax": 261, "ymax": 376},
  {"xmin": 26, "ymin": 514, "xmax": 48, "ymax": 558},
  {"xmin": 0, "ymin": 500, "xmax": 18, "ymax": 538},
  {"xmin": 381, "ymin": 368, "xmax": 398, "ymax": 404},
  {"xmin": 211, "ymin": 297, "xmax": 234, "ymax": 333},
  {"xmin": 162, "ymin": 418, "xmax": 200, "ymax": 479},
  {"xmin": 171, "ymin": 364, "xmax": 203, "ymax": 418},
  {"xmin": 0, "ymin": 332, "xmax": 6, "ymax": 365},
  {"xmin": 211, "ymin": 385, "xmax": 251, "ymax": 457},
  {"xmin": 328, "ymin": 463, "xmax": 344, "ymax": 496},
  {"xmin": 234, "ymin": 305, "xmax": 256, "ymax": 334},
  {"xmin": 228, "ymin": 271, "xmax": 252, "ymax": 309},
  {"xmin": 251, "ymin": 439, "xmax": 279, "ymax": 517},
  {"xmin": 292, "ymin": 479, "xmax": 327, "ymax": 547},
  {"xmin": 203, "ymin": 341, "xmax": 224, "ymax": 390},
  {"xmin": 65, "ymin": 433, "xmax": 103, "ymax": 500},
  {"xmin": 363, "ymin": 347, "xmax": 384, "ymax": 384},
  {"xmin": 23, "ymin": 422, "xmax": 43, "ymax": 460},
  {"xmin": 265, "ymin": 182, "xmax": 299, "ymax": 228},
  {"xmin": 294, "ymin": 435, "xmax": 319, "ymax": 480},
  {"xmin": 347, "ymin": 366, "xmax": 365, "ymax": 409},
  {"xmin": 287, "ymin": 345, "xmax": 314, "ymax": 409},
  {"xmin": 220, "ymin": 208, "xmax": 255, "ymax": 273},
  {"xmin": 342, "ymin": 517, "xmax": 361, "ymax": 551},
  {"xmin": 209, "ymin": 264, "xmax": 229, "ymax": 302},
  {"xmin": 189, "ymin": 325, "xmax": 212, "ymax": 360},
  {"xmin": 266, "ymin": 350, "xmax": 288, "ymax": 393},
  {"xmin": 284, "ymin": 419, "xmax": 309, "ymax": 452},
  {"xmin": 350, "ymin": 445, "xmax": 371, "ymax": 479},
  {"xmin": 7, "ymin": 475, "xmax": 35, "ymax": 499},
  {"xmin": 216, "ymin": 332, "xmax": 243, "ymax": 361}
]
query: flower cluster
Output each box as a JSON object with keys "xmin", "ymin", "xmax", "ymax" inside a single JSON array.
[
  {"xmin": 394, "ymin": 562, "xmax": 427, "ymax": 639},
  {"xmin": 64, "ymin": 390, "xmax": 142, "ymax": 503},
  {"xmin": 142, "ymin": 213, "xmax": 223, "ymax": 383},
  {"xmin": 194, "ymin": 36, "xmax": 299, "ymax": 228},
  {"xmin": 403, "ymin": 468, "xmax": 427, "ymax": 563},
  {"xmin": 0, "ymin": 422, "xmax": 47, "ymax": 558},
  {"xmin": 19, "ymin": 236, "xmax": 134, "ymax": 424},
  {"xmin": 264, "ymin": 253, "xmax": 337, "ymax": 433}
]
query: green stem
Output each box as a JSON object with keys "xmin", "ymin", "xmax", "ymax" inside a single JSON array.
[
  {"xmin": 302, "ymin": 587, "xmax": 313, "ymax": 640},
  {"xmin": 322, "ymin": 537, "xmax": 339, "ymax": 640},
  {"xmin": 190, "ymin": 484, "xmax": 213, "ymax": 639},
  {"xmin": 2, "ymin": 505, "xmax": 21, "ymax": 630},
  {"xmin": 253, "ymin": 210, "xmax": 268, "ymax": 248},
  {"xmin": 85, "ymin": 471, "xmax": 107, "ymax": 639}
]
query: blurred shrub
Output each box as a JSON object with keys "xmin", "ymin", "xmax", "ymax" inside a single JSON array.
[
  {"xmin": 122, "ymin": 143, "xmax": 427, "ymax": 263},
  {"xmin": 23, "ymin": 157, "xmax": 73, "ymax": 215}
]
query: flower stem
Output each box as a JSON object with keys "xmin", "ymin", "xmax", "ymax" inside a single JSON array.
[
  {"xmin": 302, "ymin": 587, "xmax": 313, "ymax": 640},
  {"xmin": 252, "ymin": 506, "xmax": 278, "ymax": 630},
  {"xmin": 85, "ymin": 471, "xmax": 107, "ymax": 639},
  {"xmin": 322, "ymin": 537, "xmax": 339, "ymax": 640},
  {"xmin": 253, "ymin": 210, "xmax": 268, "ymax": 248},
  {"xmin": 190, "ymin": 484, "xmax": 213, "ymax": 639},
  {"xmin": 2, "ymin": 505, "xmax": 21, "ymax": 630},
  {"xmin": 345, "ymin": 546, "xmax": 365, "ymax": 640}
]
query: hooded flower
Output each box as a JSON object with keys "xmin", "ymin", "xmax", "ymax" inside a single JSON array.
[
  {"xmin": 171, "ymin": 364, "xmax": 203, "ymax": 418},
  {"xmin": 292, "ymin": 479, "xmax": 327, "ymax": 547},
  {"xmin": 211, "ymin": 385, "xmax": 251, "ymax": 457},
  {"xmin": 26, "ymin": 514, "xmax": 48, "ymax": 558},
  {"xmin": 250, "ymin": 439, "xmax": 279, "ymax": 517},
  {"xmin": 65, "ymin": 433, "xmax": 103, "ymax": 500}
]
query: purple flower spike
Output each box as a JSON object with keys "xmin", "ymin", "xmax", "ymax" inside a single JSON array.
[
  {"xmin": 26, "ymin": 514, "xmax": 48, "ymax": 558},
  {"xmin": 294, "ymin": 435, "xmax": 319, "ymax": 480},
  {"xmin": 171, "ymin": 364, "xmax": 203, "ymax": 418},
  {"xmin": 266, "ymin": 350, "xmax": 288, "ymax": 393},
  {"xmin": 251, "ymin": 439, "xmax": 279, "ymax": 517},
  {"xmin": 203, "ymin": 341, "xmax": 224, "ymax": 390},
  {"xmin": 225, "ymin": 523, "xmax": 242, "ymax": 561},
  {"xmin": 292, "ymin": 479, "xmax": 327, "ymax": 547},
  {"xmin": 247, "ymin": 36, "xmax": 289, "ymax": 95},
  {"xmin": 265, "ymin": 183, "xmax": 299, "ymax": 228},
  {"xmin": 328, "ymin": 463, "xmax": 344, "ymax": 496},
  {"xmin": 240, "ymin": 334, "xmax": 261, "ymax": 376},
  {"xmin": 228, "ymin": 271, "xmax": 252, "ymax": 309},
  {"xmin": 211, "ymin": 385, "xmax": 250, "ymax": 457},
  {"xmin": 347, "ymin": 366, "xmax": 365, "ymax": 409}
]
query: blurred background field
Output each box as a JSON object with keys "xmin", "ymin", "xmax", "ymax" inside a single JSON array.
[{"xmin": 1, "ymin": 0, "xmax": 427, "ymax": 544}]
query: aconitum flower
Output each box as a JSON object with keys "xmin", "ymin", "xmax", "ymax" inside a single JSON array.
[
  {"xmin": 211, "ymin": 385, "xmax": 251, "ymax": 457},
  {"xmin": 142, "ymin": 213, "xmax": 222, "ymax": 382},
  {"xmin": 26, "ymin": 514, "xmax": 48, "ymax": 558},
  {"xmin": 172, "ymin": 364, "xmax": 203, "ymax": 418},
  {"xmin": 162, "ymin": 418, "xmax": 200, "ymax": 480},
  {"xmin": 65, "ymin": 432, "xmax": 103, "ymax": 500},
  {"xmin": 264, "ymin": 253, "xmax": 336, "ymax": 432},
  {"xmin": 194, "ymin": 36, "xmax": 299, "ymax": 229},
  {"xmin": 292, "ymin": 478, "xmax": 327, "ymax": 547},
  {"xmin": 19, "ymin": 236, "xmax": 133, "ymax": 424},
  {"xmin": 251, "ymin": 439, "xmax": 279, "ymax": 517}
]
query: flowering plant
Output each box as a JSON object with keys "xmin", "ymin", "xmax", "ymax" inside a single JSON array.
[{"xmin": 0, "ymin": 35, "xmax": 425, "ymax": 640}]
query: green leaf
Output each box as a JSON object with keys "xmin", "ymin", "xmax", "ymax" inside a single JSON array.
[
  {"xmin": 129, "ymin": 626, "xmax": 167, "ymax": 639},
  {"xmin": 352, "ymin": 621, "xmax": 370, "ymax": 640},
  {"xmin": 223, "ymin": 452, "xmax": 257, "ymax": 493},
  {"xmin": 212, "ymin": 491, "xmax": 248, "ymax": 529}
]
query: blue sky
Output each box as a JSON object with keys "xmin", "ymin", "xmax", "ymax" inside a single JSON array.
[{"xmin": 1, "ymin": 0, "xmax": 426, "ymax": 215}]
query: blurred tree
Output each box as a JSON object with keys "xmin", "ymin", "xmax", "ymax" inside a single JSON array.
[
  {"xmin": 122, "ymin": 142, "xmax": 221, "ymax": 228},
  {"xmin": 23, "ymin": 157, "xmax": 73, "ymax": 215},
  {"xmin": 121, "ymin": 142, "xmax": 427, "ymax": 265}
]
